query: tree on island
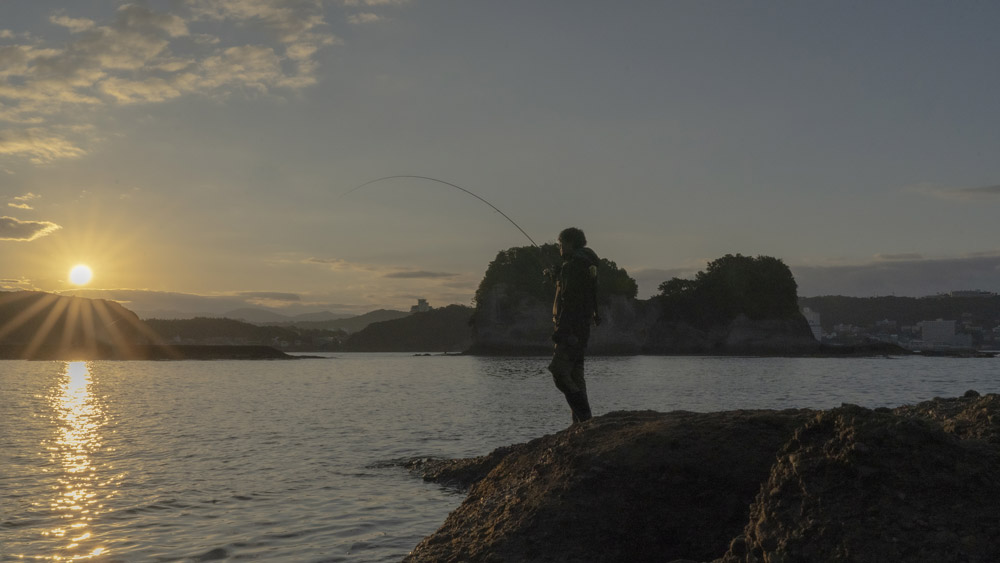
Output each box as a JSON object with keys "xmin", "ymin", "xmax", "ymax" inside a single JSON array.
[
  {"xmin": 658, "ymin": 254, "xmax": 801, "ymax": 328},
  {"xmin": 473, "ymin": 243, "xmax": 638, "ymax": 309}
]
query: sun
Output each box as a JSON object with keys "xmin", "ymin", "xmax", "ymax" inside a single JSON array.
[{"xmin": 69, "ymin": 264, "xmax": 94, "ymax": 286}]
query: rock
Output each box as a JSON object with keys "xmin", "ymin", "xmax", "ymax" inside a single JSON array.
[
  {"xmin": 404, "ymin": 409, "xmax": 814, "ymax": 562},
  {"xmin": 469, "ymin": 287, "xmax": 820, "ymax": 356},
  {"xmin": 722, "ymin": 404, "xmax": 1000, "ymax": 563},
  {"xmin": 406, "ymin": 394, "xmax": 1000, "ymax": 563}
]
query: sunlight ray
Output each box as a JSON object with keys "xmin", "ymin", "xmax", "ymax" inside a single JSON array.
[
  {"xmin": 24, "ymin": 296, "xmax": 71, "ymax": 360},
  {"xmin": 57, "ymin": 297, "xmax": 83, "ymax": 354},
  {"xmin": 0, "ymin": 292, "xmax": 59, "ymax": 342},
  {"xmin": 78, "ymin": 300, "xmax": 99, "ymax": 358},
  {"xmin": 91, "ymin": 300, "xmax": 137, "ymax": 357}
]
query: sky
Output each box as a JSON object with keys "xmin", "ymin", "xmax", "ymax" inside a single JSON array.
[{"xmin": 2, "ymin": 1, "xmax": 999, "ymax": 318}]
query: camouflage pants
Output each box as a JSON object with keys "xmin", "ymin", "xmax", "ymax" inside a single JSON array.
[
  {"xmin": 548, "ymin": 343, "xmax": 592, "ymax": 423},
  {"xmin": 547, "ymin": 343, "xmax": 587, "ymax": 394}
]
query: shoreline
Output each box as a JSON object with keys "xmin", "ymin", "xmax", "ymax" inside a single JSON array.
[{"xmin": 0, "ymin": 344, "xmax": 307, "ymax": 361}]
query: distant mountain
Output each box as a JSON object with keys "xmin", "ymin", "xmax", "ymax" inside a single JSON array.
[
  {"xmin": 221, "ymin": 308, "xmax": 357, "ymax": 325},
  {"xmin": 222, "ymin": 308, "xmax": 297, "ymax": 323},
  {"xmin": 288, "ymin": 310, "xmax": 354, "ymax": 323},
  {"xmin": 292, "ymin": 309, "xmax": 411, "ymax": 333},
  {"xmin": 343, "ymin": 305, "xmax": 473, "ymax": 352}
]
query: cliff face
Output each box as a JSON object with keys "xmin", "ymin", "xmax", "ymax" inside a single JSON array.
[
  {"xmin": 469, "ymin": 288, "xmax": 819, "ymax": 355},
  {"xmin": 404, "ymin": 392, "xmax": 1000, "ymax": 563}
]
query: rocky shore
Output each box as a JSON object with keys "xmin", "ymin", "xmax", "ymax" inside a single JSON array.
[{"xmin": 403, "ymin": 392, "xmax": 1000, "ymax": 562}]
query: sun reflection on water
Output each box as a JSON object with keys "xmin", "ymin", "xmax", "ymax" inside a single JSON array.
[{"xmin": 43, "ymin": 361, "xmax": 111, "ymax": 561}]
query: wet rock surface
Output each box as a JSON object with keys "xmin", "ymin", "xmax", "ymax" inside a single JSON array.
[{"xmin": 404, "ymin": 393, "xmax": 1000, "ymax": 562}]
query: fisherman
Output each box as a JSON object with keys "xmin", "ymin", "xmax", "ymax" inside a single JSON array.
[{"xmin": 547, "ymin": 227, "xmax": 601, "ymax": 424}]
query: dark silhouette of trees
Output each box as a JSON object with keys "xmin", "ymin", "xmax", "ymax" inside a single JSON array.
[
  {"xmin": 658, "ymin": 254, "xmax": 800, "ymax": 327},
  {"xmin": 473, "ymin": 244, "xmax": 638, "ymax": 309}
]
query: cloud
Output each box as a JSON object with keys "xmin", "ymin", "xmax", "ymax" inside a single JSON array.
[
  {"xmin": 874, "ymin": 253, "xmax": 924, "ymax": 261},
  {"xmin": 791, "ymin": 253, "xmax": 1000, "ymax": 297},
  {"xmin": 0, "ymin": 1, "xmax": 339, "ymax": 163},
  {"xmin": 304, "ymin": 256, "xmax": 378, "ymax": 272},
  {"xmin": 908, "ymin": 183, "xmax": 1000, "ymax": 202},
  {"xmin": 343, "ymin": 0, "xmax": 410, "ymax": 6},
  {"xmin": 50, "ymin": 14, "xmax": 97, "ymax": 33},
  {"xmin": 383, "ymin": 270, "xmax": 459, "ymax": 279},
  {"xmin": 7, "ymin": 203, "xmax": 33, "ymax": 210},
  {"xmin": 238, "ymin": 291, "xmax": 302, "ymax": 302},
  {"xmin": 955, "ymin": 184, "xmax": 1000, "ymax": 198},
  {"xmin": 0, "ymin": 128, "xmax": 87, "ymax": 163},
  {"xmin": 0, "ymin": 216, "xmax": 62, "ymax": 241},
  {"xmin": 348, "ymin": 13, "xmax": 382, "ymax": 24}
]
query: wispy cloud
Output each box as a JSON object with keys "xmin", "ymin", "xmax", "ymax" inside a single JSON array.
[
  {"xmin": 343, "ymin": 0, "xmax": 410, "ymax": 6},
  {"xmin": 238, "ymin": 291, "xmax": 302, "ymax": 302},
  {"xmin": 383, "ymin": 270, "xmax": 459, "ymax": 279},
  {"xmin": 0, "ymin": 216, "xmax": 62, "ymax": 241},
  {"xmin": 0, "ymin": 128, "xmax": 87, "ymax": 163},
  {"xmin": 0, "ymin": 1, "xmax": 339, "ymax": 163},
  {"xmin": 791, "ymin": 252, "xmax": 1000, "ymax": 297},
  {"xmin": 907, "ymin": 182, "xmax": 1000, "ymax": 202},
  {"xmin": 304, "ymin": 257, "xmax": 378, "ymax": 272},
  {"xmin": 874, "ymin": 253, "xmax": 924, "ymax": 261},
  {"xmin": 7, "ymin": 203, "xmax": 32, "ymax": 210},
  {"xmin": 49, "ymin": 14, "xmax": 98, "ymax": 33},
  {"xmin": 348, "ymin": 13, "xmax": 382, "ymax": 24}
]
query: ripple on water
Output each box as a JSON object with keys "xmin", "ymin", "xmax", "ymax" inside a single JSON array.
[{"xmin": 2, "ymin": 356, "xmax": 999, "ymax": 561}]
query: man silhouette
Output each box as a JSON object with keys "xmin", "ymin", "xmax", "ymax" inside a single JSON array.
[{"xmin": 547, "ymin": 227, "xmax": 600, "ymax": 424}]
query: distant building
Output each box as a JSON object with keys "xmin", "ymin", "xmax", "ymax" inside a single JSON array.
[
  {"xmin": 921, "ymin": 319, "xmax": 955, "ymax": 344},
  {"xmin": 949, "ymin": 290, "xmax": 996, "ymax": 298},
  {"xmin": 919, "ymin": 319, "xmax": 973, "ymax": 349},
  {"xmin": 411, "ymin": 298, "xmax": 431, "ymax": 313},
  {"xmin": 801, "ymin": 307, "xmax": 822, "ymax": 340}
]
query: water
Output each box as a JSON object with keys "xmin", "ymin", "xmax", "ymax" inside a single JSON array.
[{"xmin": 2, "ymin": 354, "xmax": 999, "ymax": 562}]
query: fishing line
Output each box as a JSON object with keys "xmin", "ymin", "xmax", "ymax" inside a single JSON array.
[{"xmin": 342, "ymin": 175, "xmax": 541, "ymax": 249}]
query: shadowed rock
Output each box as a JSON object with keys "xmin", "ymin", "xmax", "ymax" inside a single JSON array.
[
  {"xmin": 404, "ymin": 409, "xmax": 814, "ymax": 562},
  {"xmin": 405, "ymin": 393, "xmax": 1000, "ymax": 563}
]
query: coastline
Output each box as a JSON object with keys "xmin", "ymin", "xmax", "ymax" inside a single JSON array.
[{"xmin": 0, "ymin": 344, "xmax": 305, "ymax": 361}]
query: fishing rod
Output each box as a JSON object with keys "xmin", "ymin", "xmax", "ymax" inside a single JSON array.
[{"xmin": 343, "ymin": 175, "xmax": 542, "ymax": 250}]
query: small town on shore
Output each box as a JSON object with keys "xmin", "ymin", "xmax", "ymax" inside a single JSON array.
[{"xmin": 801, "ymin": 290, "xmax": 1000, "ymax": 353}]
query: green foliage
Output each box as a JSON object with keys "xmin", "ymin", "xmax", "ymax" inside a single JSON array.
[
  {"xmin": 473, "ymin": 244, "xmax": 639, "ymax": 310},
  {"xmin": 658, "ymin": 254, "xmax": 800, "ymax": 326},
  {"xmin": 599, "ymin": 258, "xmax": 640, "ymax": 301},
  {"xmin": 474, "ymin": 244, "xmax": 561, "ymax": 306}
]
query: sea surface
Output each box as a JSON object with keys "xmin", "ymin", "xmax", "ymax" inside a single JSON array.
[{"xmin": 3, "ymin": 354, "xmax": 999, "ymax": 562}]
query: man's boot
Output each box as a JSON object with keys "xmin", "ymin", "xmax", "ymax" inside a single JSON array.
[{"xmin": 565, "ymin": 391, "xmax": 592, "ymax": 423}]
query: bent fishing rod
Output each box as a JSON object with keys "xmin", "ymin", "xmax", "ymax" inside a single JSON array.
[{"xmin": 342, "ymin": 175, "xmax": 543, "ymax": 251}]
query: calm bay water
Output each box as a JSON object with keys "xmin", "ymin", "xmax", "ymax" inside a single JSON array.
[{"xmin": 2, "ymin": 354, "xmax": 999, "ymax": 562}]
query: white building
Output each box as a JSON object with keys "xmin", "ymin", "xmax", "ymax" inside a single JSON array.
[
  {"xmin": 411, "ymin": 298, "xmax": 431, "ymax": 313},
  {"xmin": 919, "ymin": 319, "xmax": 973, "ymax": 348}
]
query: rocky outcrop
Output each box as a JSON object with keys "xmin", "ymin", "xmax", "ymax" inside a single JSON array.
[
  {"xmin": 404, "ymin": 392, "xmax": 1000, "ymax": 563},
  {"xmin": 469, "ymin": 287, "xmax": 819, "ymax": 355}
]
